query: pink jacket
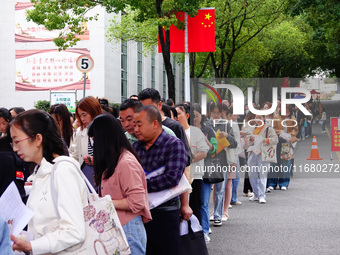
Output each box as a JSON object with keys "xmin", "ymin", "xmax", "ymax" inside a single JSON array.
[{"xmin": 100, "ymin": 150, "xmax": 152, "ymax": 226}]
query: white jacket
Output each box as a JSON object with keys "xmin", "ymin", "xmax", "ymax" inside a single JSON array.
[
  {"xmin": 27, "ymin": 156, "xmax": 88, "ymax": 254},
  {"xmin": 70, "ymin": 127, "xmax": 89, "ymax": 166},
  {"xmin": 186, "ymin": 126, "xmax": 210, "ymax": 180}
]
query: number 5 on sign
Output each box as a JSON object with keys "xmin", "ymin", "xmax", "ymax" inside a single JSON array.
[
  {"xmin": 76, "ymin": 55, "xmax": 94, "ymax": 98},
  {"xmin": 76, "ymin": 55, "xmax": 94, "ymax": 72}
]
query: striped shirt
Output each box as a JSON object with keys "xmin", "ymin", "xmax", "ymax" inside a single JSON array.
[{"xmin": 87, "ymin": 137, "xmax": 93, "ymax": 156}]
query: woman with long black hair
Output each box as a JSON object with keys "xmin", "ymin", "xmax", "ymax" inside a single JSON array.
[
  {"xmin": 10, "ymin": 109, "xmax": 88, "ymax": 254},
  {"xmin": 49, "ymin": 104, "xmax": 73, "ymax": 152},
  {"xmin": 88, "ymin": 114, "xmax": 151, "ymax": 255}
]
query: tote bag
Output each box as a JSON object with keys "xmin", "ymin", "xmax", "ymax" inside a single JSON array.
[
  {"xmin": 261, "ymin": 127, "xmax": 277, "ymax": 163},
  {"xmin": 202, "ymin": 157, "xmax": 224, "ymax": 184},
  {"xmin": 49, "ymin": 159, "xmax": 131, "ymax": 255},
  {"xmin": 180, "ymin": 215, "xmax": 209, "ymax": 255},
  {"xmin": 281, "ymin": 143, "xmax": 294, "ymax": 160}
]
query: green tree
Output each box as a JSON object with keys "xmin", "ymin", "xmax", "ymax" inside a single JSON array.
[
  {"xmin": 290, "ymin": 0, "xmax": 340, "ymax": 77},
  {"xmin": 192, "ymin": 0, "xmax": 287, "ymax": 79},
  {"xmin": 189, "ymin": 0, "xmax": 289, "ymax": 100},
  {"xmin": 255, "ymin": 17, "xmax": 313, "ymax": 103}
]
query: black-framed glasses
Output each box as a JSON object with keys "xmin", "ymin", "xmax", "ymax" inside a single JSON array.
[{"xmin": 10, "ymin": 136, "xmax": 34, "ymax": 148}]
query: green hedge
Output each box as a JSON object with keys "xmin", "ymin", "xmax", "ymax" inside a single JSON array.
[{"xmin": 34, "ymin": 100, "xmax": 50, "ymax": 112}]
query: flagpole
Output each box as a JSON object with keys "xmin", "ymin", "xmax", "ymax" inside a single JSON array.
[{"xmin": 184, "ymin": 12, "xmax": 190, "ymax": 102}]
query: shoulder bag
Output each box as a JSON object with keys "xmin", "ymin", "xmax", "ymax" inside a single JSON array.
[
  {"xmin": 261, "ymin": 127, "xmax": 277, "ymax": 163},
  {"xmin": 202, "ymin": 156, "xmax": 224, "ymax": 184},
  {"xmin": 48, "ymin": 159, "xmax": 131, "ymax": 255},
  {"xmin": 180, "ymin": 215, "xmax": 209, "ymax": 255}
]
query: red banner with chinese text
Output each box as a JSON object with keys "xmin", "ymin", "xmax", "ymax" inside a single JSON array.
[
  {"xmin": 15, "ymin": 48, "xmax": 91, "ymax": 91},
  {"xmin": 331, "ymin": 118, "xmax": 340, "ymax": 151}
]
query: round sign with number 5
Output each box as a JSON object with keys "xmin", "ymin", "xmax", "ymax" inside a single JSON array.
[{"xmin": 76, "ymin": 55, "xmax": 94, "ymax": 73}]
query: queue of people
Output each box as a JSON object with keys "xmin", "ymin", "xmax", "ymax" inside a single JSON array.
[{"xmin": 0, "ymin": 89, "xmax": 325, "ymax": 254}]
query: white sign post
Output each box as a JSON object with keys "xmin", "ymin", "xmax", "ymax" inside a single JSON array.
[{"xmin": 76, "ymin": 55, "xmax": 94, "ymax": 98}]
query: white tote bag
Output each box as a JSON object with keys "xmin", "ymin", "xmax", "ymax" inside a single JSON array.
[
  {"xmin": 49, "ymin": 159, "xmax": 131, "ymax": 255},
  {"xmin": 261, "ymin": 127, "xmax": 277, "ymax": 163}
]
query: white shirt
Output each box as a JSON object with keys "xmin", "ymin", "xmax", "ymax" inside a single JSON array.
[
  {"xmin": 27, "ymin": 156, "xmax": 88, "ymax": 254},
  {"xmin": 185, "ymin": 126, "xmax": 209, "ymax": 179}
]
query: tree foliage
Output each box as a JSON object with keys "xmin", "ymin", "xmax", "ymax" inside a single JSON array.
[
  {"xmin": 290, "ymin": 0, "xmax": 340, "ymax": 77},
  {"xmin": 26, "ymin": 0, "xmax": 339, "ymax": 103}
]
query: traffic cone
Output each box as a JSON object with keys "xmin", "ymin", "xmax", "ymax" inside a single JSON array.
[{"xmin": 307, "ymin": 136, "xmax": 323, "ymax": 160}]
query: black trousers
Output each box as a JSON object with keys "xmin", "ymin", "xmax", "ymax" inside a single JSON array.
[
  {"xmin": 145, "ymin": 207, "xmax": 180, "ymax": 255},
  {"xmin": 240, "ymin": 156, "xmax": 253, "ymax": 193},
  {"xmin": 189, "ymin": 179, "xmax": 202, "ymax": 223}
]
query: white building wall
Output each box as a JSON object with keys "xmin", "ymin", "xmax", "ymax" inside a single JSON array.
[
  {"xmin": 0, "ymin": 1, "xmax": 185, "ymax": 109},
  {"xmin": 104, "ymin": 33, "xmax": 121, "ymax": 103},
  {"xmin": 155, "ymin": 53, "xmax": 162, "ymax": 94},
  {"xmin": 142, "ymin": 51, "xmax": 150, "ymax": 91},
  {"xmin": 0, "ymin": 0, "xmax": 16, "ymax": 108}
]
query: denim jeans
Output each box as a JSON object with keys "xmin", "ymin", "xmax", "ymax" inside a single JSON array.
[
  {"xmin": 267, "ymin": 159, "xmax": 292, "ymax": 188},
  {"xmin": 122, "ymin": 215, "xmax": 147, "ymax": 255},
  {"xmin": 306, "ymin": 122, "xmax": 310, "ymax": 136},
  {"xmin": 301, "ymin": 125, "xmax": 305, "ymax": 139},
  {"xmin": 0, "ymin": 215, "xmax": 12, "ymax": 254},
  {"xmin": 231, "ymin": 158, "xmax": 241, "ymax": 203},
  {"xmin": 214, "ymin": 170, "xmax": 228, "ymax": 220},
  {"xmin": 321, "ymin": 120, "xmax": 326, "ymax": 131},
  {"xmin": 308, "ymin": 121, "xmax": 312, "ymax": 136},
  {"xmin": 200, "ymin": 181, "xmax": 212, "ymax": 234},
  {"xmin": 248, "ymin": 153, "xmax": 269, "ymax": 199}
]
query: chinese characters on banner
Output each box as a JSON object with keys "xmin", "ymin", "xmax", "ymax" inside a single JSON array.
[
  {"xmin": 15, "ymin": 49, "xmax": 91, "ymax": 91},
  {"xmin": 15, "ymin": 2, "xmax": 91, "ymax": 91},
  {"xmin": 331, "ymin": 118, "xmax": 340, "ymax": 151}
]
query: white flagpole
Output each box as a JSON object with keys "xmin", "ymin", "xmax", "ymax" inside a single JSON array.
[{"xmin": 184, "ymin": 13, "xmax": 190, "ymax": 102}]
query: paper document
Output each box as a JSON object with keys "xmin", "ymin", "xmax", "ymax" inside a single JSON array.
[
  {"xmin": 145, "ymin": 166, "xmax": 165, "ymax": 179},
  {"xmin": 179, "ymin": 215, "xmax": 202, "ymax": 236},
  {"xmin": 145, "ymin": 166, "xmax": 192, "ymax": 209},
  {"xmin": 0, "ymin": 182, "xmax": 34, "ymax": 236},
  {"xmin": 247, "ymin": 135, "xmax": 262, "ymax": 155}
]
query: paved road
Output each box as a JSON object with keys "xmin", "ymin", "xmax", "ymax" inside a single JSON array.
[{"xmin": 207, "ymin": 114, "xmax": 340, "ymax": 255}]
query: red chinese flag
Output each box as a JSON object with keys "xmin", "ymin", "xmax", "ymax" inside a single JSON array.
[
  {"xmin": 158, "ymin": 9, "xmax": 215, "ymax": 53},
  {"xmin": 158, "ymin": 12, "xmax": 185, "ymax": 53},
  {"xmin": 16, "ymin": 171, "xmax": 24, "ymax": 180},
  {"xmin": 188, "ymin": 9, "xmax": 215, "ymax": 52}
]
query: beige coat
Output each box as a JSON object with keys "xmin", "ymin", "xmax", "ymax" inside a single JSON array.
[{"xmin": 70, "ymin": 127, "xmax": 89, "ymax": 166}]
